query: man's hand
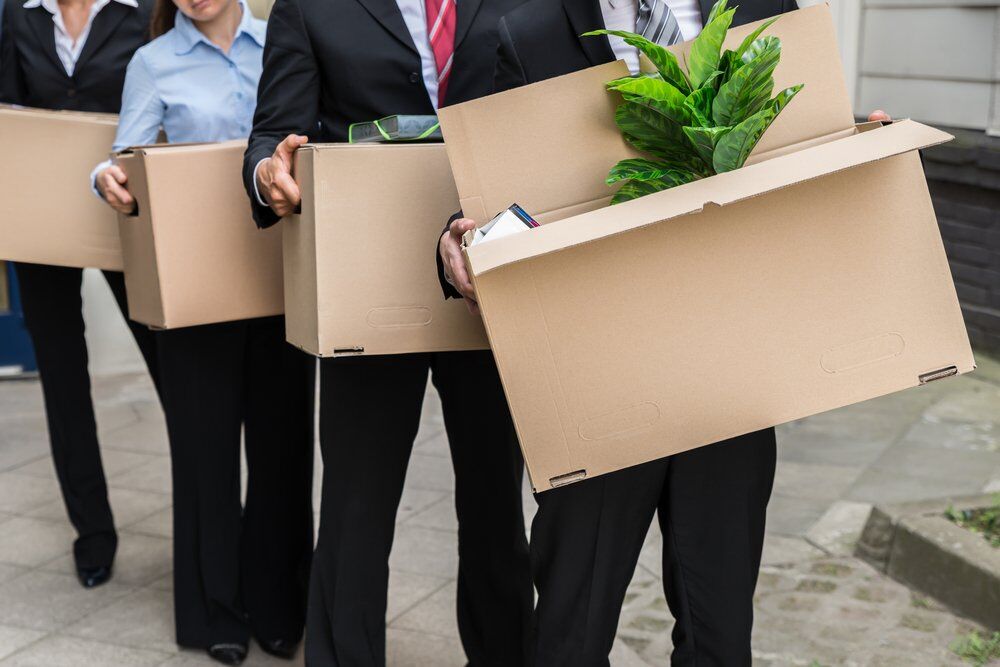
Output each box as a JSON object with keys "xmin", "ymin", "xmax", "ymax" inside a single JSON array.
[
  {"xmin": 868, "ymin": 110, "xmax": 892, "ymax": 123},
  {"xmin": 439, "ymin": 217, "xmax": 479, "ymax": 315},
  {"xmin": 256, "ymin": 134, "xmax": 308, "ymax": 217},
  {"xmin": 96, "ymin": 165, "xmax": 136, "ymax": 215}
]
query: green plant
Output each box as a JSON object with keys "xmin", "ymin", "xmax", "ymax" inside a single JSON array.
[
  {"xmin": 585, "ymin": 0, "xmax": 804, "ymax": 204},
  {"xmin": 950, "ymin": 630, "xmax": 1000, "ymax": 665},
  {"xmin": 945, "ymin": 495, "xmax": 1000, "ymax": 548}
]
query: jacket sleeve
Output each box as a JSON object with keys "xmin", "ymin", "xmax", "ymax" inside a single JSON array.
[
  {"xmin": 493, "ymin": 16, "xmax": 527, "ymax": 94},
  {"xmin": 0, "ymin": 1, "xmax": 26, "ymax": 105},
  {"xmin": 242, "ymin": 0, "xmax": 320, "ymax": 229}
]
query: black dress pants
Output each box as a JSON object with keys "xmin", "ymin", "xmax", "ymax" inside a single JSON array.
[
  {"xmin": 157, "ymin": 316, "xmax": 314, "ymax": 649},
  {"xmin": 531, "ymin": 428, "xmax": 777, "ymax": 667},
  {"xmin": 13, "ymin": 263, "xmax": 160, "ymax": 569},
  {"xmin": 305, "ymin": 351, "xmax": 533, "ymax": 667}
]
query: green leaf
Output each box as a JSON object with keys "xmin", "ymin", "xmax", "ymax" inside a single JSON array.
[
  {"xmin": 585, "ymin": 30, "xmax": 690, "ymax": 93},
  {"xmin": 712, "ymin": 106, "xmax": 779, "ymax": 173},
  {"xmin": 606, "ymin": 158, "xmax": 675, "ymax": 184},
  {"xmin": 688, "ymin": 7, "xmax": 735, "ymax": 88},
  {"xmin": 683, "ymin": 126, "xmax": 732, "ymax": 166},
  {"xmin": 712, "ymin": 36, "xmax": 781, "ymax": 125},
  {"xmin": 615, "ymin": 101, "xmax": 697, "ymax": 164},
  {"xmin": 684, "ymin": 87, "xmax": 716, "ymax": 127},
  {"xmin": 705, "ymin": 0, "xmax": 729, "ymax": 26},
  {"xmin": 622, "ymin": 135, "xmax": 710, "ymax": 175},
  {"xmin": 769, "ymin": 83, "xmax": 803, "ymax": 115},
  {"xmin": 733, "ymin": 17, "xmax": 779, "ymax": 62},
  {"xmin": 742, "ymin": 35, "xmax": 781, "ymax": 66},
  {"xmin": 610, "ymin": 170, "xmax": 698, "ymax": 205},
  {"xmin": 609, "ymin": 76, "xmax": 690, "ymax": 125}
]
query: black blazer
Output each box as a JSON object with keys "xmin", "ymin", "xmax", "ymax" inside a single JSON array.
[
  {"xmin": 242, "ymin": 0, "xmax": 528, "ymax": 229},
  {"xmin": 0, "ymin": 0, "xmax": 151, "ymax": 111},
  {"xmin": 436, "ymin": 0, "xmax": 799, "ymax": 299}
]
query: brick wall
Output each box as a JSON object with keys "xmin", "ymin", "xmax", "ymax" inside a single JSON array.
[{"xmin": 924, "ymin": 128, "xmax": 1000, "ymax": 353}]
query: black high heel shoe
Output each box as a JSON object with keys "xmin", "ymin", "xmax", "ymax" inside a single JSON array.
[
  {"xmin": 76, "ymin": 565, "xmax": 112, "ymax": 589},
  {"xmin": 257, "ymin": 638, "xmax": 298, "ymax": 659},
  {"xmin": 207, "ymin": 643, "xmax": 247, "ymax": 665}
]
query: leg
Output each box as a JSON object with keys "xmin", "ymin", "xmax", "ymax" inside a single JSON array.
[
  {"xmin": 13, "ymin": 262, "xmax": 116, "ymax": 570},
  {"xmin": 430, "ymin": 351, "xmax": 532, "ymax": 666},
  {"xmin": 158, "ymin": 322, "xmax": 249, "ymax": 649},
  {"xmin": 305, "ymin": 354, "xmax": 429, "ymax": 667},
  {"xmin": 531, "ymin": 460, "xmax": 669, "ymax": 666},
  {"xmin": 101, "ymin": 270, "xmax": 161, "ymax": 398},
  {"xmin": 659, "ymin": 429, "xmax": 777, "ymax": 666},
  {"xmin": 241, "ymin": 316, "xmax": 315, "ymax": 645}
]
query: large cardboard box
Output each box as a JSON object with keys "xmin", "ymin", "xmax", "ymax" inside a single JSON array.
[
  {"xmin": 438, "ymin": 4, "xmax": 975, "ymax": 491},
  {"xmin": 117, "ymin": 141, "xmax": 283, "ymax": 328},
  {"xmin": 285, "ymin": 143, "xmax": 488, "ymax": 356},
  {"xmin": 0, "ymin": 106, "xmax": 122, "ymax": 270}
]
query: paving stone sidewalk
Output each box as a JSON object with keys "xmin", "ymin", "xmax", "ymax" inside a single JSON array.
[{"xmin": 0, "ymin": 353, "xmax": 998, "ymax": 666}]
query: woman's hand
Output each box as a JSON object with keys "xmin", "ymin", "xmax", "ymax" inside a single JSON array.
[{"xmin": 96, "ymin": 165, "xmax": 136, "ymax": 215}]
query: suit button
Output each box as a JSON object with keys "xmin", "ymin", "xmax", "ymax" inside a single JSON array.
[
  {"xmin": 409, "ymin": 72, "xmax": 420, "ymax": 84},
  {"xmin": 67, "ymin": 88, "xmax": 76, "ymax": 97}
]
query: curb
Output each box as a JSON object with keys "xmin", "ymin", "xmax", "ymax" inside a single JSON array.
[{"xmin": 856, "ymin": 494, "xmax": 1000, "ymax": 631}]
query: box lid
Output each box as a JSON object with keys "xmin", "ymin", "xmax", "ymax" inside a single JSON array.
[
  {"xmin": 466, "ymin": 119, "xmax": 953, "ymax": 274},
  {"xmin": 439, "ymin": 4, "xmax": 857, "ymax": 226}
]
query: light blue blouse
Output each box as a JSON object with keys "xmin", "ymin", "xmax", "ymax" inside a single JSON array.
[{"xmin": 91, "ymin": 3, "xmax": 265, "ymax": 188}]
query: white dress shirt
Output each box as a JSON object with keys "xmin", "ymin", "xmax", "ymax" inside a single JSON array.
[
  {"xmin": 255, "ymin": 0, "xmax": 441, "ymax": 205},
  {"xmin": 601, "ymin": 0, "xmax": 703, "ymax": 75},
  {"xmin": 22, "ymin": 0, "xmax": 139, "ymax": 76}
]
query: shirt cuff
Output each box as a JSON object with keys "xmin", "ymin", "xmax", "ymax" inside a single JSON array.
[
  {"xmin": 252, "ymin": 158, "xmax": 269, "ymax": 207},
  {"xmin": 90, "ymin": 159, "xmax": 113, "ymax": 200}
]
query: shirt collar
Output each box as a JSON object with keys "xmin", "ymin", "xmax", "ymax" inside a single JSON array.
[
  {"xmin": 173, "ymin": 1, "xmax": 264, "ymax": 56},
  {"xmin": 23, "ymin": 0, "xmax": 138, "ymax": 12}
]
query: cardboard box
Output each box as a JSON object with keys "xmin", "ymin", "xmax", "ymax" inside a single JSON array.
[
  {"xmin": 0, "ymin": 106, "xmax": 122, "ymax": 270},
  {"xmin": 285, "ymin": 142, "xmax": 488, "ymax": 356},
  {"xmin": 438, "ymin": 4, "xmax": 975, "ymax": 491},
  {"xmin": 117, "ymin": 141, "xmax": 283, "ymax": 328}
]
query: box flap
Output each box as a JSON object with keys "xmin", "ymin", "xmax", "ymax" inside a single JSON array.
[
  {"xmin": 117, "ymin": 140, "xmax": 234, "ymax": 156},
  {"xmin": 466, "ymin": 119, "xmax": 953, "ymax": 275},
  {"xmin": 0, "ymin": 104, "xmax": 118, "ymax": 125},
  {"xmin": 438, "ymin": 4, "xmax": 855, "ymax": 226}
]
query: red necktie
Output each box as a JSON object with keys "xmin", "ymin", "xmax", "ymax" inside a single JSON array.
[{"xmin": 425, "ymin": 0, "xmax": 456, "ymax": 107}]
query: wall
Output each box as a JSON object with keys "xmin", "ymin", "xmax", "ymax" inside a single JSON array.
[{"xmin": 82, "ymin": 270, "xmax": 145, "ymax": 374}]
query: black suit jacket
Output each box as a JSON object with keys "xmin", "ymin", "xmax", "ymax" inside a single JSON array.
[
  {"xmin": 0, "ymin": 0, "xmax": 151, "ymax": 111},
  {"xmin": 242, "ymin": 0, "xmax": 528, "ymax": 229},
  {"xmin": 437, "ymin": 0, "xmax": 798, "ymax": 298}
]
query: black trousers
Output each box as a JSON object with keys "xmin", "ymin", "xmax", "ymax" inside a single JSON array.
[
  {"xmin": 531, "ymin": 428, "xmax": 777, "ymax": 667},
  {"xmin": 13, "ymin": 263, "xmax": 160, "ymax": 569},
  {"xmin": 305, "ymin": 351, "xmax": 533, "ymax": 667},
  {"xmin": 157, "ymin": 316, "xmax": 315, "ymax": 649}
]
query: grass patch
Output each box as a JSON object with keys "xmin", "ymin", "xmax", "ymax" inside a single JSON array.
[
  {"xmin": 950, "ymin": 630, "xmax": 1000, "ymax": 665},
  {"xmin": 945, "ymin": 495, "xmax": 1000, "ymax": 548}
]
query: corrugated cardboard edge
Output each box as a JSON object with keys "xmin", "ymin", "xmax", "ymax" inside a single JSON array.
[
  {"xmin": 117, "ymin": 150, "xmax": 168, "ymax": 329},
  {"xmin": 284, "ymin": 148, "xmax": 322, "ymax": 355},
  {"xmin": 465, "ymin": 120, "xmax": 954, "ymax": 275}
]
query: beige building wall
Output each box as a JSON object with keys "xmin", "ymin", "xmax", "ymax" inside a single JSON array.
[{"xmin": 850, "ymin": 0, "xmax": 999, "ymax": 134}]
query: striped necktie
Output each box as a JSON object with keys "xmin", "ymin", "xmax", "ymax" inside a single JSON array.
[
  {"xmin": 425, "ymin": 0, "xmax": 457, "ymax": 107},
  {"xmin": 636, "ymin": 0, "xmax": 683, "ymax": 46}
]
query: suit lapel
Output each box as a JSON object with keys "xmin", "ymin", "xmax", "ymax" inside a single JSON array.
[
  {"xmin": 699, "ymin": 0, "xmax": 783, "ymax": 27},
  {"xmin": 74, "ymin": 2, "xmax": 130, "ymax": 74},
  {"xmin": 562, "ymin": 0, "xmax": 615, "ymax": 66},
  {"xmin": 454, "ymin": 0, "xmax": 483, "ymax": 49},
  {"xmin": 354, "ymin": 0, "xmax": 419, "ymax": 54},
  {"xmin": 24, "ymin": 7, "xmax": 65, "ymax": 76}
]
